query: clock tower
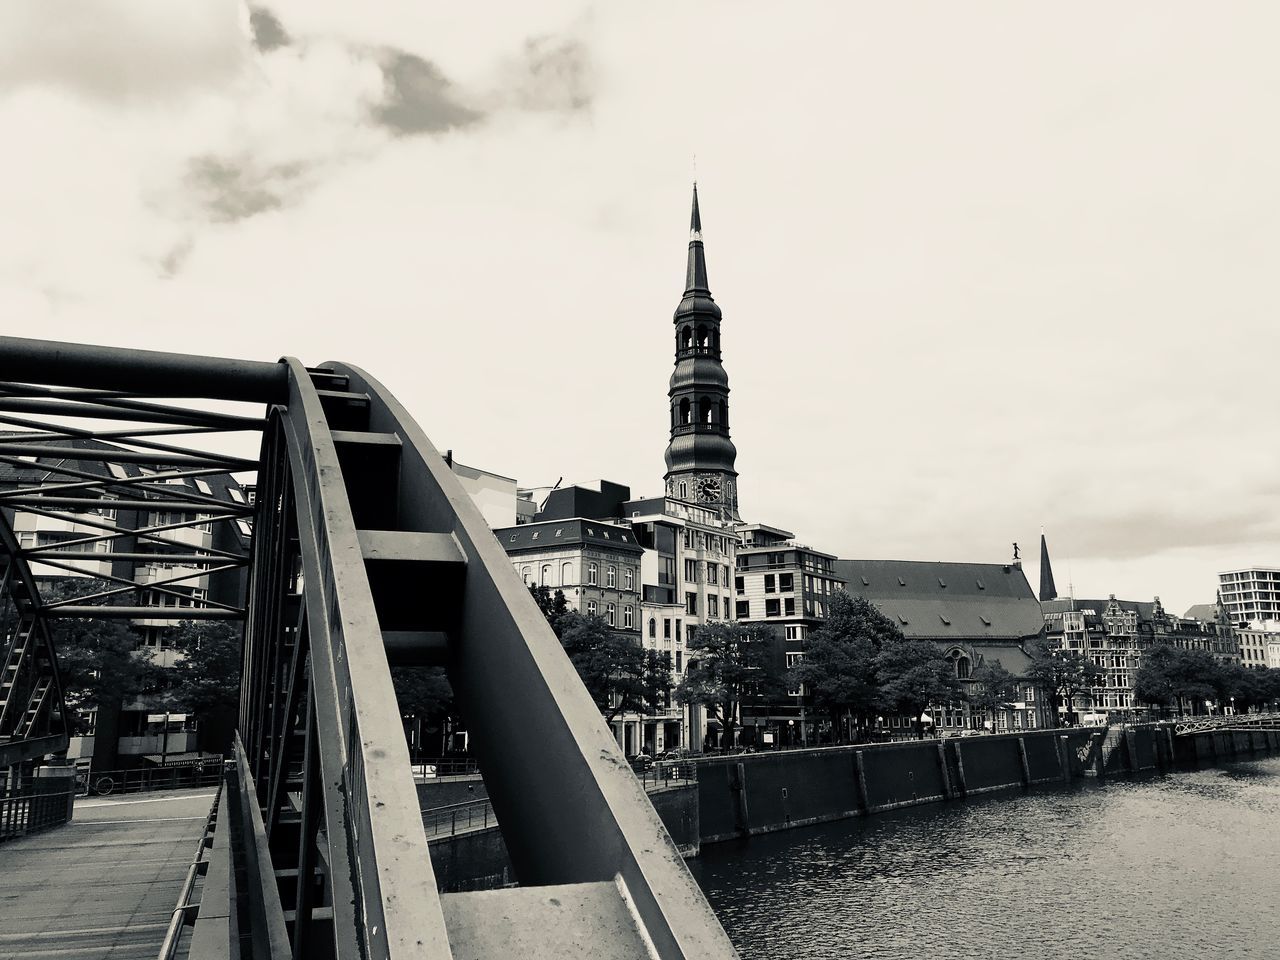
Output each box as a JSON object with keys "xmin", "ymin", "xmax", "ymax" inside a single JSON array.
[{"xmin": 663, "ymin": 184, "xmax": 740, "ymax": 520}]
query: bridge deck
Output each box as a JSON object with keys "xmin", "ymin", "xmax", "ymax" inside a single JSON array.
[{"xmin": 0, "ymin": 787, "xmax": 214, "ymax": 960}]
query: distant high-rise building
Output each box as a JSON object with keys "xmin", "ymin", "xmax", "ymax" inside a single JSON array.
[{"xmin": 1217, "ymin": 568, "xmax": 1280, "ymax": 625}]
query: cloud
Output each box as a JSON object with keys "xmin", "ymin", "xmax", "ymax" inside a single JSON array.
[
  {"xmin": 0, "ymin": 0, "xmax": 247, "ymax": 101},
  {"xmin": 500, "ymin": 35, "xmax": 592, "ymax": 113},
  {"xmin": 249, "ymin": 6, "xmax": 290, "ymax": 52},
  {"xmin": 372, "ymin": 50, "xmax": 482, "ymax": 136},
  {"xmin": 185, "ymin": 155, "xmax": 303, "ymax": 223}
]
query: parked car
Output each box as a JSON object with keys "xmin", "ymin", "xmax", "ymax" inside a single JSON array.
[
  {"xmin": 655, "ymin": 748, "xmax": 688, "ymax": 762},
  {"xmin": 628, "ymin": 753, "xmax": 655, "ymax": 772}
]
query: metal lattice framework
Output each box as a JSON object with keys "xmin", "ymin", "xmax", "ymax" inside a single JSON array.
[
  {"xmin": 1174, "ymin": 712, "xmax": 1280, "ymax": 735},
  {"xmin": 0, "ymin": 511, "xmax": 68, "ymax": 770},
  {"xmin": 0, "ymin": 336, "xmax": 738, "ymax": 960}
]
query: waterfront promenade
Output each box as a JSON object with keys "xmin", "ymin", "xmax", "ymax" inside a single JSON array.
[{"xmin": 0, "ymin": 787, "xmax": 214, "ymax": 960}]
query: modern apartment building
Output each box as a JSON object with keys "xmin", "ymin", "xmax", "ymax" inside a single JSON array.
[
  {"xmin": 0, "ymin": 436, "xmax": 251, "ymax": 771},
  {"xmin": 1218, "ymin": 569, "xmax": 1280, "ymax": 624},
  {"xmin": 735, "ymin": 523, "xmax": 843, "ymax": 746}
]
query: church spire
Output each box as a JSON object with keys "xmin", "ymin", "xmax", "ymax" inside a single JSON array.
[
  {"xmin": 1039, "ymin": 531, "xmax": 1058, "ymax": 602},
  {"xmin": 664, "ymin": 183, "xmax": 739, "ymax": 519},
  {"xmin": 685, "ymin": 183, "xmax": 710, "ymax": 295}
]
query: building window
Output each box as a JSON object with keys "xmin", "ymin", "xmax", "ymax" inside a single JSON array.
[
  {"xmin": 779, "ymin": 573, "xmax": 793, "ymax": 591},
  {"xmin": 736, "ymin": 600, "xmax": 750, "ymax": 619},
  {"xmin": 735, "ymin": 576, "xmax": 745, "ymax": 594},
  {"xmin": 675, "ymin": 650, "xmax": 683, "ymax": 672},
  {"xmin": 623, "ymin": 605, "xmax": 634, "ymax": 629},
  {"xmin": 708, "ymin": 595, "xmax": 719, "ymax": 618},
  {"xmin": 624, "ymin": 568, "xmax": 634, "ymax": 590},
  {"xmin": 686, "ymin": 625, "xmax": 696, "ymax": 645},
  {"xmin": 784, "ymin": 597, "xmax": 796, "ymax": 616},
  {"xmin": 764, "ymin": 574, "xmax": 776, "ymax": 593},
  {"xmin": 587, "ymin": 562, "xmax": 598, "ymax": 585},
  {"xmin": 705, "ymin": 561, "xmax": 717, "ymax": 583},
  {"xmin": 766, "ymin": 598, "xmax": 781, "ymax": 617},
  {"xmin": 522, "ymin": 566, "xmax": 531, "ymax": 584},
  {"xmin": 684, "ymin": 559, "xmax": 698, "ymax": 583},
  {"xmin": 587, "ymin": 600, "xmax": 597, "ymax": 616},
  {"xmin": 541, "ymin": 564, "xmax": 552, "ymax": 586},
  {"xmin": 664, "ymin": 618, "xmax": 672, "ymax": 639},
  {"xmin": 607, "ymin": 566, "xmax": 616, "ymax": 588},
  {"xmin": 686, "ymin": 592, "xmax": 698, "ymax": 615},
  {"xmin": 675, "ymin": 619, "xmax": 682, "ymax": 641},
  {"xmin": 606, "ymin": 603, "xmax": 616, "ymax": 626},
  {"xmin": 562, "ymin": 562, "xmax": 573, "ymax": 583},
  {"xmin": 649, "ymin": 618, "xmax": 657, "ymax": 638},
  {"xmin": 679, "ymin": 481, "xmax": 688, "ymax": 499}
]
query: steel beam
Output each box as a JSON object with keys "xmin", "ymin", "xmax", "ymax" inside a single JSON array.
[{"xmin": 0, "ymin": 336, "xmax": 289, "ymax": 404}]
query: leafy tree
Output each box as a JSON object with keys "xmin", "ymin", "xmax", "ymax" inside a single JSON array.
[
  {"xmin": 786, "ymin": 594, "xmax": 895, "ymax": 741},
  {"xmin": 1132, "ymin": 645, "xmax": 1180, "ymax": 715},
  {"xmin": 166, "ymin": 620, "xmax": 243, "ymax": 717},
  {"xmin": 1025, "ymin": 637, "xmax": 1104, "ymax": 724},
  {"xmin": 528, "ymin": 584, "xmax": 570, "ymax": 636},
  {"xmin": 559, "ymin": 612, "xmax": 671, "ymax": 724},
  {"xmin": 391, "ymin": 666, "xmax": 453, "ymax": 719},
  {"xmin": 41, "ymin": 578, "xmax": 155, "ymax": 734},
  {"xmin": 873, "ymin": 638, "xmax": 961, "ymax": 739},
  {"xmin": 678, "ymin": 622, "xmax": 786, "ymax": 750},
  {"xmin": 969, "ymin": 660, "xmax": 1019, "ymax": 730}
]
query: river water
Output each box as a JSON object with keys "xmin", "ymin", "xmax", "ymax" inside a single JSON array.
[{"xmin": 690, "ymin": 757, "xmax": 1280, "ymax": 960}]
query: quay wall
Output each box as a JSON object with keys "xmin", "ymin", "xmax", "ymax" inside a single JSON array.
[{"xmin": 695, "ymin": 726, "xmax": 1279, "ymax": 845}]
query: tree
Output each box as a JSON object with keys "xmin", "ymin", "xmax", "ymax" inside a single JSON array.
[
  {"xmin": 559, "ymin": 612, "xmax": 671, "ymax": 724},
  {"xmin": 1132, "ymin": 645, "xmax": 1179, "ymax": 715},
  {"xmin": 167, "ymin": 620, "xmax": 243, "ymax": 717},
  {"xmin": 873, "ymin": 638, "xmax": 960, "ymax": 739},
  {"xmin": 786, "ymin": 594, "xmax": 895, "ymax": 742},
  {"xmin": 969, "ymin": 660, "xmax": 1019, "ymax": 731},
  {"xmin": 42, "ymin": 578, "xmax": 156, "ymax": 734},
  {"xmin": 1025, "ymin": 637, "xmax": 1104, "ymax": 724},
  {"xmin": 528, "ymin": 584, "xmax": 570, "ymax": 636},
  {"xmin": 678, "ymin": 622, "xmax": 785, "ymax": 750},
  {"xmin": 391, "ymin": 667, "xmax": 453, "ymax": 719}
]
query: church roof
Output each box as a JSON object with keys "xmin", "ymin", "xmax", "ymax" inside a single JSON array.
[
  {"xmin": 1183, "ymin": 603, "xmax": 1217, "ymax": 621},
  {"xmin": 833, "ymin": 559, "xmax": 1045, "ymax": 642}
]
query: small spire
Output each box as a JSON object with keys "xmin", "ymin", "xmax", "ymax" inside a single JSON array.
[
  {"xmin": 1039, "ymin": 532, "xmax": 1058, "ymax": 602},
  {"xmin": 684, "ymin": 182, "xmax": 710, "ymax": 295}
]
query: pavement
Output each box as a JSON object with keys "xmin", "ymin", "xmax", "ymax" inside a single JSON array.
[{"xmin": 0, "ymin": 788, "xmax": 216, "ymax": 960}]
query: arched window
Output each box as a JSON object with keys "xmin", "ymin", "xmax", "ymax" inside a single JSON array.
[
  {"xmin": 623, "ymin": 605, "xmax": 634, "ymax": 629},
  {"xmin": 679, "ymin": 398, "xmax": 691, "ymax": 425},
  {"xmin": 522, "ymin": 566, "xmax": 531, "ymax": 584},
  {"xmin": 696, "ymin": 324, "xmax": 708, "ymax": 347},
  {"xmin": 948, "ymin": 650, "xmax": 971, "ymax": 680},
  {"xmin": 679, "ymin": 481, "xmax": 688, "ymax": 499},
  {"xmin": 561, "ymin": 562, "xmax": 572, "ymax": 584},
  {"xmin": 699, "ymin": 396, "xmax": 713, "ymax": 423},
  {"xmin": 587, "ymin": 562, "xmax": 598, "ymax": 585},
  {"xmin": 607, "ymin": 565, "xmax": 616, "ymax": 588},
  {"xmin": 719, "ymin": 400, "xmax": 727, "ymax": 426},
  {"xmin": 648, "ymin": 617, "xmax": 657, "ymax": 638},
  {"xmin": 606, "ymin": 603, "xmax": 616, "ymax": 626},
  {"xmin": 681, "ymin": 326, "xmax": 693, "ymax": 349},
  {"xmin": 624, "ymin": 567, "xmax": 634, "ymax": 591},
  {"xmin": 541, "ymin": 564, "xmax": 552, "ymax": 586}
]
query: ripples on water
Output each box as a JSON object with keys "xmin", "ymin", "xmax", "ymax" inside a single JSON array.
[{"xmin": 689, "ymin": 757, "xmax": 1280, "ymax": 960}]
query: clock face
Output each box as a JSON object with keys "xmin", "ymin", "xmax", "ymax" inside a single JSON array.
[{"xmin": 697, "ymin": 477, "xmax": 722, "ymax": 502}]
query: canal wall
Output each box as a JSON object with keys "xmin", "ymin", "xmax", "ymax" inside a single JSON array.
[
  {"xmin": 694, "ymin": 726, "xmax": 1280, "ymax": 845},
  {"xmin": 425, "ymin": 782, "xmax": 699, "ymax": 889}
]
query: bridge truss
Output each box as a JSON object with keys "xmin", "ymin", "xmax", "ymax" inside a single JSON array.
[
  {"xmin": 1173, "ymin": 712, "xmax": 1280, "ymax": 735},
  {"xmin": 0, "ymin": 336, "xmax": 737, "ymax": 960}
]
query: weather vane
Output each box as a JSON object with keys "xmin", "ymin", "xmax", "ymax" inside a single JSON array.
[{"xmin": 1012, "ymin": 541, "xmax": 1020, "ymax": 561}]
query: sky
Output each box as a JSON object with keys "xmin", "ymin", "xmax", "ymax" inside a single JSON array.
[{"xmin": 2, "ymin": 1, "xmax": 1278, "ymax": 615}]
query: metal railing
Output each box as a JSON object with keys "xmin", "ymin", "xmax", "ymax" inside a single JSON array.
[
  {"xmin": 421, "ymin": 798, "xmax": 494, "ymax": 839},
  {"xmin": 157, "ymin": 781, "xmax": 222, "ymax": 960},
  {"xmin": 1175, "ymin": 711, "xmax": 1280, "ymax": 735},
  {"xmin": 410, "ymin": 757, "xmax": 480, "ymax": 779},
  {"xmin": 635, "ymin": 762, "xmax": 697, "ymax": 792},
  {"xmin": 78, "ymin": 762, "xmax": 223, "ymax": 797},
  {"xmin": 0, "ymin": 783, "xmax": 73, "ymax": 841}
]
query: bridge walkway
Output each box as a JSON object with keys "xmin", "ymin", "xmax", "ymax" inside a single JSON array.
[{"xmin": 0, "ymin": 788, "xmax": 215, "ymax": 960}]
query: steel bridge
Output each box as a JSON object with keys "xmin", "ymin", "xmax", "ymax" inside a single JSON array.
[
  {"xmin": 1173, "ymin": 712, "xmax": 1280, "ymax": 736},
  {"xmin": 0, "ymin": 336, "xmax": 738, "ymax": 960}
]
